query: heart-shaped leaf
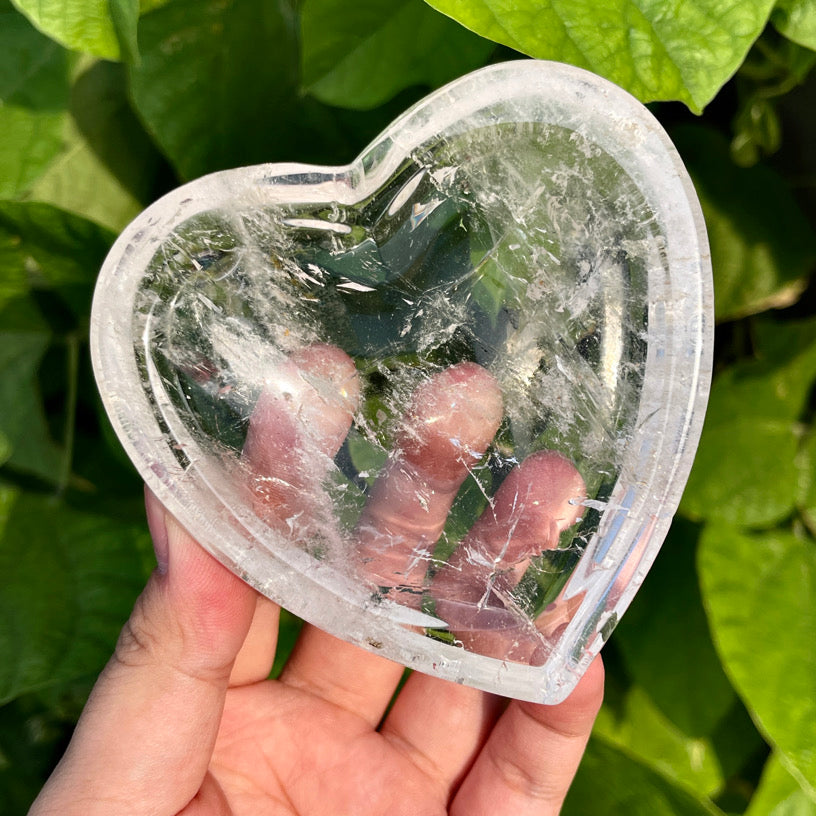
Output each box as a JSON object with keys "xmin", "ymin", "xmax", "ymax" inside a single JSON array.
[
  {"xmin": 422, "ymin": 0, "xmax": 776, "ymax": 112},
  {"xmin": 681, "ymin": 317, "xmax": 816, "ymax": 527}
]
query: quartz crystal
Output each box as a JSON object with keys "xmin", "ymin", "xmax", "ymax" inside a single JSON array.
[{"xmin": 91, "ymin": 60, "xmax": 713, "ymax": 702}]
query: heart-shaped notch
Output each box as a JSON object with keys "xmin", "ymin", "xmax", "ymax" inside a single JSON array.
[{"xmin": 92, "ymin": 60, "xmax": 713, "ymax": 703}]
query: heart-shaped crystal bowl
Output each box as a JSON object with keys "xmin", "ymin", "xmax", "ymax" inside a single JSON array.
[{"xmin": 92, "ymin": 60, "xmax": 713, "ymax": 703}]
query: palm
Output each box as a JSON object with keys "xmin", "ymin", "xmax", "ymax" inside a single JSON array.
[{"xmin": 210, "ymin": 680, "xmax": 444, "ymax": 815}]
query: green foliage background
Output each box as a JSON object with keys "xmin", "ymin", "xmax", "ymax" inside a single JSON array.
[{"xmin": 1, "ymin": 0, "xmax": 815, "ymax": 812}]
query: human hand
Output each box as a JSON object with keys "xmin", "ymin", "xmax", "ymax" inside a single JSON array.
[{"xmin": 30, "ymin": 347, "xmax": 604, "ymax": 816}]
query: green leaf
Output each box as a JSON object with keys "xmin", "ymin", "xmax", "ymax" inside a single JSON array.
[
  {"xmin": 422, "ymin": 0, "xmax": 776, "ymax": 112},
  {"xmin": 688, "ymin": 318, "xmax": 816, "ymax": 429},
  {"xmin": 0, "ymin": 489, "xmax": 147, "ymax": 704},
  {"xmin": 698, "ymin": 525, "xmax": 816, "ymax": 800},
  {"xmin": 747, "ymin": 753, "xmax": 816, "ymax": 815},
  {"xmin": 749, "ymin": 318, "xmax": 816, "ymax": 420},
  {"xmin": 709, "ymin": 695, "xmax": 772, "ymax": 787},
  {"xmin": 0, "ymin": 679, "xmax": 93, "ymax": 814},
  {"xmin": 0, "ymin": 432, "xmax": 11, "ymax": 466},
  {"xmin": 0, "ymin": 298, "xmax": 65, "ymax": 483},
  {"xmin": 681, "ymin": 318, "xmax": 816, "ymax": 527},
  {"xmin": 614, "ymin": 520, "xmax": 735, "ymax": 737},
  {"xmin": 563, "ymin": 736, "xmax": 723, "ymax": 815},
  {"xmin": 0, "ymin": 5, "xmax": 70, "ymax": 199},
  {"xmin": 0, "ymin": 200, "xmax": 115, "ymax": 317},
  {"xmin": 681, "ymin": 417, "xmax": 800, "ymax": 527},
  {"xmin": 773, "ymin": 0, "xmax": 816, "ymax": 51},
  {"xmin": 301, "ymin": 0, "xmax": 494, "ymax": 110},
  {"xmin": 593, "ymin": 685, "xmax": 724, "ymax": 795},
  {"xmin": 0, "ymin": 202, "xmax": 114, "ymax": 482},
  {"xmin": 730, "ymin": 37, "xmax": 816, "ymax": 167},
  {"xmin": 731, "ymin": 93, "xmax": 783, "ymax": 167},
  {"xmin": 671, "ymin": 125, "xmax": 815, "ymax": 322},
  {"xmin": 10, "ymin": 0, "xmax": 123, "ymax": 60},
  {"xmin": 25, "ymin": 61, "xmax": 162, "ymax": 232},
  {"xmin": 131, "ymin": 0, "xmax": 302, "ymax": 180},
  {"xmin": 797, "ymin": 429, "xmax": 816, "ymax": 530}
]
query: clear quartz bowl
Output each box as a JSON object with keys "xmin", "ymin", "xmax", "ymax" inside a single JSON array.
[{"xmin": 91, "ymin": 60, "xmax": 713, "ymax": 703}]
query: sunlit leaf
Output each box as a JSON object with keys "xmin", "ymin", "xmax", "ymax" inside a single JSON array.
[
  {"xmin": 593, "ymin": 685, "xmax": 724, "ymax": 795},
  {"xmin": 423, "ymin": 0, "xmax": 775, "ymax": 112},
  {"xmin": 25, "ymin": 61, "xmax": 163, "ymax": 232},
  {"xmin": 681, "ymin": 318, "xmax": 816, "ymax": 527},
  {"xmin": 301, "ymin": 0, "xmax": 494, "ymax": 110},
  {"xmin": 747, "ymin": 753, "xmax": 816, "ymax": 815},
  {"xmin": 0, "ymin": 5, "xmax": 70, "ymax": 199},
  {"xmin": 563, "ymin": 736, "xmax": 723, "ymax": 815},
  {"xmin": 682, "ymin": 417, "xmax": 799, "ymax": 527},
  {"xmin": 699, "ymin": 525, "xmax": 816, "ymax": 800},
  {"xmin": 773, "ymin": 0, "xmax": 816, "ymax": 51},
  {"xmin": 9, "ymin": 0, "xmax": 132, "ymax": 60}
]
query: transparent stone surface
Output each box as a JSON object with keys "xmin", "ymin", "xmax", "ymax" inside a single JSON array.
[{"xmin": 91, "ymin": 61, "xmax": 713, "ymax": 702}]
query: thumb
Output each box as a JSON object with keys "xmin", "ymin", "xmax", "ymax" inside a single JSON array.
[{"xmin": 30, "ymin": 488, "xmax": 258, "ymax": 816}]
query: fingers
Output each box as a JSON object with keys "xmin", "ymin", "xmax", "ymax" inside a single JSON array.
[
  {"xmin": 280, "ymin": 363, "xmax": 503, "ymax": 724},
  {"xmin": 243, "ymin": 343, "xmax": 361, "ymax": 527},
  {"xmin": 279, "ymin": 633, "xmax": 406, "ymax": 727},
  {"xmin": 356, "ymin": 362, "xmax": 503, "ymax": 592},
  {"xmin": 231, "ymin": 345, "xmax": 361, "ymax": 684},
  {"xmin": 432, "ymin": 450, "xmax": 586, "ymax": 662},
  {"xmin": 380, "ymin": 672, "xmax": 505, "ymax": 798},
  {"xmin": 450, "ymin": 656, "xmax": 605, "ymax": 816},
  {"xmin": 439, "ymin": 450, "xmax": 586, "ymax": 591},
  {"xmin": 30, "ymin": 493, "xmax": 259, "ymax": 816},
  {"xmin": 228, "ymin": 594, "xmax": 281, "ymax": 686}
]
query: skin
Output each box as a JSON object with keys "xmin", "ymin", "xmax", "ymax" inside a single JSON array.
[{"xmin": 30, "ymin": 349, "xmax": 603, "ymax": 816}]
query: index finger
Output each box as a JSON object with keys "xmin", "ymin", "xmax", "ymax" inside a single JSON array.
[{"xmin": 243, "ymin": 343, "xmax": 361, "ymax": 526}]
